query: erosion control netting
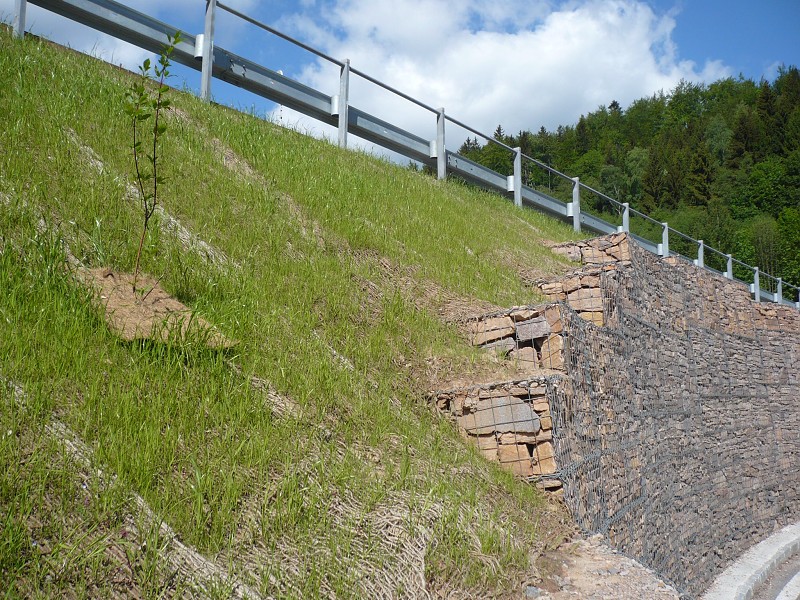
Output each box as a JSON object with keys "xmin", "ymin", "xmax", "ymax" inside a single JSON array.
[{"xmin": 544, "ymin": 241, "xmax": 800, "ymax": 598}]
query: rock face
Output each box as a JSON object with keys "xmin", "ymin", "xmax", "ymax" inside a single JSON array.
[
  {"xmin": 433, "ymin": 379, "xmax": 561, "ymax": 490},
  {"xmin": 433, "ymin": 231, "xmax": 800, "ymax": 598}
]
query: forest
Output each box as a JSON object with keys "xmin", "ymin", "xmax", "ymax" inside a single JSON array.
[{"xmin": 457, "ymin": 66, "xmax": 800, "ymax": 296}]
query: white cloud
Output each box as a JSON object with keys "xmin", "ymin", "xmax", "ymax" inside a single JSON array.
[{"xmin": 274, "ymin": 0, "xmax": 732, "ymax": 149}]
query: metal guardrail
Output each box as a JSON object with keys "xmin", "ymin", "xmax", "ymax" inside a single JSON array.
[{"xmin": 12, "ymin": 0, "xmax": 800, "ymax": 310}]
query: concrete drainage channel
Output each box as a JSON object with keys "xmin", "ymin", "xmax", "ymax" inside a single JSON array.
[{"xmin": 702, "ymin": 521, "xmax": 800, "ymax": 600}]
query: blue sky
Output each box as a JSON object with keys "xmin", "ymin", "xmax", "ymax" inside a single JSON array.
[
  {"xmin": 649, "ymin": 0, "xmax": 799, "ymax": 82},
  {"xmin": 3, "ymin": 0, "xmax": 799, "ymax": 146}
]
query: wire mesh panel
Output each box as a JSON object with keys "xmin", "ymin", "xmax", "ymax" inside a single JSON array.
[{"xmin": 544, "ymin": 239, "xmax": 800, "ymax": 598}]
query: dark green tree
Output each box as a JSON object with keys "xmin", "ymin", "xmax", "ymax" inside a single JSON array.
[{"xmin": 684, "ymin": 142, "xmax": 715, "ymax": 206}]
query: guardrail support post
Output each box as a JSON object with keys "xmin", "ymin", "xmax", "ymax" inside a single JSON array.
[
  {"xmin": 659, "ymin": 222, "xmax": 669, "ymax": 257},
  {"xmin": 337, "ymin": 59, "xmax": 350, "ymax": 148},
  {"xmin": 694, "ymin": 239, "xmax": 704, "ymax": 268},
  {"xmin": 436, "ymin": 108, "xmax": 446, "ymax": 180},
  {"xmin": 14, "ymin": 0, "xmax": 27, "ymax": 38},
  {"xmin": 200, "ymin": 0, "xmax": 216, "ymax": 101},
  {"xmin": 511, "ymin": 147, "xmax": 522, "ymax": 207},
  {"xmin": 725, "ymin": 254, "xmax": 733, "ymax": 279},
  {"xmin": 620, "ymin": 202, "xmax": 630, "ymax": 233},
  {"xmin": 776, "ymin": 278, "xmax": 782, "ymax": 304},
  {"xmin": 752, "ymin": 267, "xmax": 760, "ymax": 303},
  {"xmin": 568, "ymin": 177, "xmax": 581, "ymax": 232}
]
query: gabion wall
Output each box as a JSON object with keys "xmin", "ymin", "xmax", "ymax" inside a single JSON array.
[{"xmin": 547, "ymin": 239, "xmax": 800, "ymax": 597}]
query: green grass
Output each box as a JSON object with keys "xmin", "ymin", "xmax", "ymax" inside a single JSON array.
[{"xmin": 0, "ymin": 27, "xmax": 581, "ymax": 598}]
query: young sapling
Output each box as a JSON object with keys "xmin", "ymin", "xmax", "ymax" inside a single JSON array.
[{"xmin": 124, "ymin": 31, "xmax": 182, "ymax": 292}]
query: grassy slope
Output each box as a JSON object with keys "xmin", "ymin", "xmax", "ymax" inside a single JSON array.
[{"xmin": 0, "ymin": 29, "xmax": 582, "ymax": 598}]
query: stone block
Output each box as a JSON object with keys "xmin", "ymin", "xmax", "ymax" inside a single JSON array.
[
  {"xmin": 567, "ymin": 287, "xmax": 603, "ymax": 312},
  {"xmin": 581, "ymin": 246, "xmax": 619, "ymax": 265},
  {"xmin": 578, "ymin": 311, "xmax": 604, "ymax": 326},
  {"xmin": 544, "ymin": 305, "xmax": 563, "ymax": 334},
  {"xmin": 532, "ymin": 399, "xmax": 550, "ymax": 413},
  {"xmin": 532, "ymin": 455, "xmax": 557, "ymax": 476},
  {"xmin": 516, "ymin": 316, "xmax": 551, "ymax": 342},
  {"xmin": 472, "ymin": 433, "xmax": 498, "ymax": 451},
  {"xmin": 537, "ymin": 478, "xmax": 563, "ymax": 490},
  {"xmin": 482, "ymin": 337, "xmax": 515, "ymax": 353},
  {"xmin": 540, "ymin": 334, "xmax": 564, "ymax": 370},
  {"xmin": 609, "ymin": 238, "xmax": 630, "ymax": 261},
  {"xmin": 458, "ymin": 395, "xmax": 540, "ymax": 435},
  {"xmin": 497, "ymin": 444, "xmax": 533, "ymax": 477},
  {"xmin": 451, "ymin": 393, "xmax": 467, "ymax": 415},
  {"xmin": 498, "ymin": 430, "xmax": 550, "ymax": 445},
  {"xmin": 469, "ymin": 316, "xmax": 515, "ymax": 346},
  {"xmin": 580, "ymin": 274, "xmax": 601, "ymax": 288},
  {"xmin": 509, "ymin": 308, "xmax": 539, "ymax": 322},
  {"xmin": 510, "ymin": 346, "xmax": 539, "ymax": 368},
  {"xmin": 509, "ymin": 385, "xmax": 534, "ymax": 397},
  {"xmin": 532, "ymin": 441, "xmax": 555, "ymax": 461},
  {"xmin": 540, "ymin": 282, "xmax": 563, "ymax": 296},
  {"xmin": 562, "ymin": 276, "xmax": 582, "ymax": 294},
  {"xmin": 479, "ymin": 447, "xmax": 499, "ymax": 461}
]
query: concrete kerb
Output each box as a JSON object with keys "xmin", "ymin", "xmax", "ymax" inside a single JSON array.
[
  {"xmin": 702, "ymin": 521, "xmax": 800, "ymax": 600},
  {"xmin": 776, "ymin": 569, "xmax": 800, "ymax": 600}
]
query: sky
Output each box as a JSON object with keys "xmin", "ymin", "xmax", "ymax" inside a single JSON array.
[{"xmin": 3, "ymin": 0, "xmax": 799, "ymax": 151}]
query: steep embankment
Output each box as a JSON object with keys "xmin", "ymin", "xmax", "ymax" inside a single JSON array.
[{"xmin": 0, "ymin": 28, "xmax": 584, "ymax": 597}]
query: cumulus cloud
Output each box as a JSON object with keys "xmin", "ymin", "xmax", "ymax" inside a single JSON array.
[{"xmin": 276, "ymin": 0, "xmax": 732, "ymax": 147}]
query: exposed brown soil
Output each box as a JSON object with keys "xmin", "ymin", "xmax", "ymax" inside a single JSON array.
[
  {"xmin": 532, "ymin": 534, "xmax": 681, "ymax": 599},
  {"xmin": 358, "ymin": 252, "xmax": 505, "ymax": 324},
  {"xmin": 80, "ymin": 268, "xmax": 235, "ymax": 348},
  {"xmin": 489, "ymin": 245, "xmax": 577, "ymax": 290}
]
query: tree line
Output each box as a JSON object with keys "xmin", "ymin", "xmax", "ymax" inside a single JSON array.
[{"xmin": 457, "ymin": 66, "xmax": 800, "ymax": 292}]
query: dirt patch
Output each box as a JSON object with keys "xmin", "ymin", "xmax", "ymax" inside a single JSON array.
[
  {"xmin": 489, "ymin": 246, "xmax": 576, "ymax": 290},
  {"xmin": 532, "ymin": 534, "xmax": 680, "ymax": 599},
  {"xmin": 80, "ymin": 268, "xmax": 235, "ymax": 348},
  {"xmin": 422, "ymin": 351, "xmax": 565, "ymax": 392},
  {"xmin": 210, "ymin": 136, "xmax": 261, "ymax": 182},
  {"xmin": 362, "ymin": 252, "xmax": 505, "ymax": 323}
]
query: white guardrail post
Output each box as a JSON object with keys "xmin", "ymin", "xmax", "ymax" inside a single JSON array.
[
  {"xmin": 660, "ymin": 223, "xmax": 669, "ymax": 257},
  {"xmin": 694, "ymin": 239, "xmax": 704, "ymax": 268},
  {"xmin": 336, "ymin": 59, "xmax": 350, "ymax": 148},
  {"xmin": 568, "ymin": 177, "xmax": 581, "ymax": 232},
  {"xmin": 200, "ymin": 0, "xmax": 216, "ymax": 101},
  {"xmin": 726, "ymin": 254, "xmax": 733, "ymax": 279},
  {"xmin": 620, "ymin": 202, "xmax": 630, "ymax": 233},
  {"xmin": 436, "ymin": 108, "xmax": 446, "ymax": 180},
  {"xmin": 776, "ymin": 278, "xmax": 782, "ymax": 304},
  {"xmin": 509, "ymin": 147, "xmax": 522, "ymax": 207},
  {"xmin": 14, "ymin": 0, "xmax": 27, "ymax": 38},
  {"xmin": 752, "ymin": 267, "xmax": 761, "ymax": 303}
]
